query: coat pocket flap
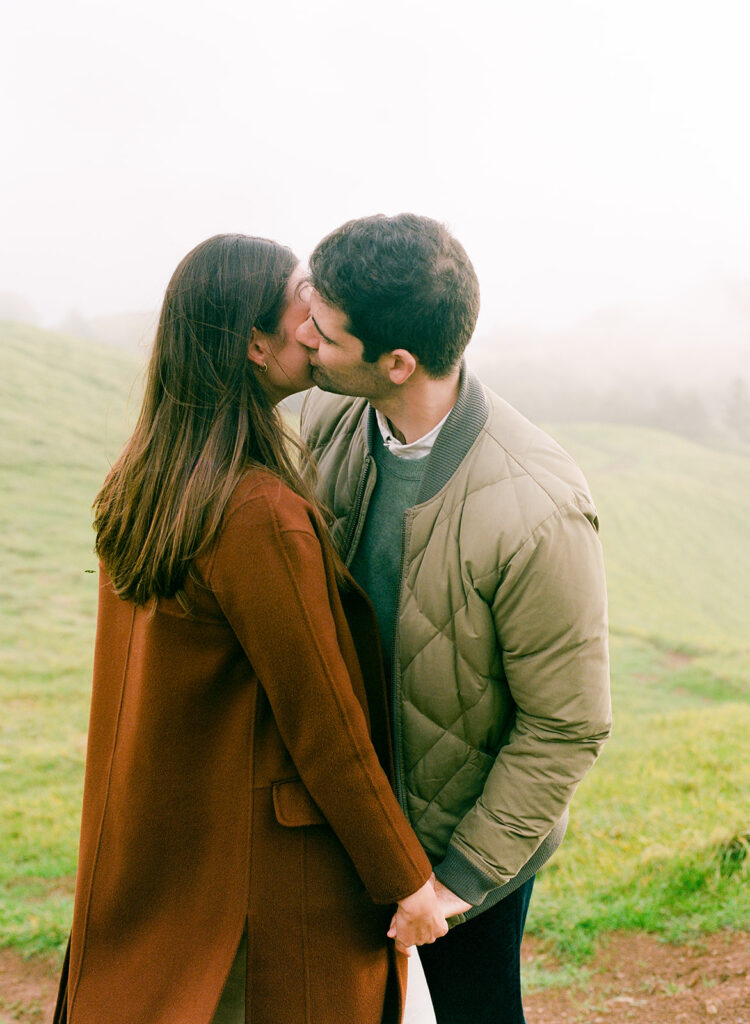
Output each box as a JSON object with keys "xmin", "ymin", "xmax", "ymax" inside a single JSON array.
[{"xmin": 272, "ymin": 778, "xmax": 326, "ymax": 827}]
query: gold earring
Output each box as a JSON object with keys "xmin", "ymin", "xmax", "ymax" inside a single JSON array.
[{"xmin": 259, "ymin": 362, "xmax": 268, "ymax": 374}]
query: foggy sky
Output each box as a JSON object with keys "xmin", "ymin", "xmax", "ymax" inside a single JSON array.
[{"xmin": 3, "ymin": 0, "xmax": 750, "ymax": 334}]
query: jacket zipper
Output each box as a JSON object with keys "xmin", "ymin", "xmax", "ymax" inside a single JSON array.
[
  {"xmin": 390, "ymin": 509, "xmax": 412, "ymax": 810},
  {"xmin": 344, "ymin": 453, "xmax": 375, "ymax": 566}
]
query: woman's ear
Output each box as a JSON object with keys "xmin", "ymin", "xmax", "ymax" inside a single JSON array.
[{"xmin": 247, "ymin": 327, "xmax": 269, "ymax": 370}]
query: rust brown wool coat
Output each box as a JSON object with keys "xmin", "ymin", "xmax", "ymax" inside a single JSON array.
[{"xmin": 62, "ymin": 471, "xmax": 432, "ymax": 1024}]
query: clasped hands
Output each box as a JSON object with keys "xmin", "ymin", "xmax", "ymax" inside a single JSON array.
[{"xmin": 387, "ymin": 874, "xmax": 473, "ymax": 956}]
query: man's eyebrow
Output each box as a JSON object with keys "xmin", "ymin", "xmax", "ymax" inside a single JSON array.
[{"xmin": 311, "ymin": 315, "xmax": 337, "ymax": 345}]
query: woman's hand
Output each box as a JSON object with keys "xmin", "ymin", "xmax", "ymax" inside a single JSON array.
[{"xmin": 387, "ymin": 874, "xmax": 449, "ymax": 955}]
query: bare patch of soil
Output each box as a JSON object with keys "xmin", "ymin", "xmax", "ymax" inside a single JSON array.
[
  {"xmin": 523, "ymin": 931, "xmax": 749, "ymax": 1024},
  {"xmin": 0, "ymin": 949, "xmax": 59, "ymax": 1023}
]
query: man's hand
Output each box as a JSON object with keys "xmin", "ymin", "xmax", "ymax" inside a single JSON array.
[
  {"xmin": 387, "ymin": 874, "xmax": 449, "ymax": 956},
  {"xmin": 432, "ymin": 877, "xmax": 473, "ymax": 918}
]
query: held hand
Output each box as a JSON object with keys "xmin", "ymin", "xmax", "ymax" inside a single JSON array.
[
  {"xmin": 387, "ymin": 875, "xmax": 449, "ymax": 955},
  {"xmin": 433, "ymin": 877, "xmax": 473, "ymax": 918}
]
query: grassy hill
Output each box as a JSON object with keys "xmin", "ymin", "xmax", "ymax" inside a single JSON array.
[
  {"xmin": 554, "ymin": 423, "xmax": 750, "ymax": 651},
  {"xmin": 0, "ymin": 321, "xmax": 141, "ymax": 955},
  {"xmin": 552, "ymin": 423, "xmax": 750, "ymax": 711},
  {"xmin": 1, "ymin": 321, "xmax": 748, "ymax": 962}
]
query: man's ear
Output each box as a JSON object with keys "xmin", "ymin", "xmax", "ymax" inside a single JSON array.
[
  {"xmin": 381, "ymin": 348, "xmax": 417, "ymax": 385},
  {"xmin": 247, "ymin": 327, "xmax": 269, "ymax": 369}
]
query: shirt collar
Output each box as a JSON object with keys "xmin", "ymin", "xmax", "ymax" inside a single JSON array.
[{"xmin": 374, "ymin": 406, "xmax": 453, "ymax": 460}]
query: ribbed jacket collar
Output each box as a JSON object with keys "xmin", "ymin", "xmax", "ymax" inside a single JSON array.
[{"xmin": 363, "ymin": 362, "xmax": 489, "ymax": 504}]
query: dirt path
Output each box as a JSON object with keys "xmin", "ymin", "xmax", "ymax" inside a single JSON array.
[
  {"xmin": 523, "ymin": 931, "xmax": 749, "ymax": 1024},
  {"xmin": 0, "ymin": 948, "xmax": 59, "ymax": 1024},
  {"xmin": 1, "ymin": 931, "xmax": 747, "ymax": 1024}
]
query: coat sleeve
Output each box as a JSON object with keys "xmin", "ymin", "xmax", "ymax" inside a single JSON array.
[
  {"xmin": 207, "ymin": 485, "xmax": 432, "ymax": 905},
  {"xmin": 438, "ymin": 503, "xmax": 612, "ymax": 894}
]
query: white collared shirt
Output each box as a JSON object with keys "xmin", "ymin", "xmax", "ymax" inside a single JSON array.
[{"xmin": 374, "ymin": 407, "xmax": 452, "ymax": 460}]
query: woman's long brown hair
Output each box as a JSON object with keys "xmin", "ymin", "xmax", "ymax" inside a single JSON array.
[{"xmin": 94, "ymin": 234, "xmax": 318, "ymax": 606}]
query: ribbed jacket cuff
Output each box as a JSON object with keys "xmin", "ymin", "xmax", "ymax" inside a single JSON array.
[
  {"xmin": 434, "ymin": 845, "xmax": 498, "ymax": 905},
  {"xmin": 435, "ymin": 811, "xmax": 570, "ymax": 914}
]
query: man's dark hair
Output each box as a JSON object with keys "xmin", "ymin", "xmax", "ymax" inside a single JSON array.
[{"xmin": 309, "ymin": 213, "xmax": 480, "ymax": 378}]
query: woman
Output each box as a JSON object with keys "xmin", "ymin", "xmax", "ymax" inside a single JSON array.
[{"xmin": 54, "ymin": 234, "xmax": 447, "ymax": 1024}]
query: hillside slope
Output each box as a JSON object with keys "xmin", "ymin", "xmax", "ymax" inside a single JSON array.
[
  {"xmin": 1, "ymin": 321, "xmax": 140, "ymax": 675},
  {"xmin": 553, "ymin": 422, "xmax": 750, "ymax": 652},
  {"xmin": 0, "ymin": 323, "xmax": 142, "ymax": 955}
]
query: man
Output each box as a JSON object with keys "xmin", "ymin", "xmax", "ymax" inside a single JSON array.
[{"xmin": 296, "ymin": 214, "xmax": 611, "ymax": 1024}]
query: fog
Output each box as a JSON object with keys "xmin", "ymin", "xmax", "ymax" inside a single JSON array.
[{"xmin": 2, "ymin": 0, "xmax": 749, "ymax": 435}]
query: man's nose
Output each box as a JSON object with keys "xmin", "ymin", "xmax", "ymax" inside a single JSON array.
[{"xmin": 296, "ymin": 317, "xmax": 319, "ymax": 350}]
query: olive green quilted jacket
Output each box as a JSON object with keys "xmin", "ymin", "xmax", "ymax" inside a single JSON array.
[{"xmin": 301, "ymin": 367, "xmax": 611, "ymax": 908}]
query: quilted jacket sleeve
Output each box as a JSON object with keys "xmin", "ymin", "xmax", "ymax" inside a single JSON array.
[
  {"xmin": 207, "ymin": 483, "xmax": 432, "ymax": 905},
  {"xmin": 439, "ymin": 502, "xmax": 611, "ymax": 895}
]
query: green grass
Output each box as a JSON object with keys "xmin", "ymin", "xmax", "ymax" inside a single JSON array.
[
  {"xmin": 527, "ymin": 695, "xmax": 750, "ymax": 958},
  {"xmin": 0, "ymin": 321, "xmax": 141, "ymax": 956},
  {"xmin": 525, "ymin": 424, "xmax": 750, "ymax": 963},
  {"xmin": 1, "ymin": 322, "xmax": 749, "ymax": 967},
  {"xmin": 524, "ymin": 421, "xmax": 750, "ymax": 958}
]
